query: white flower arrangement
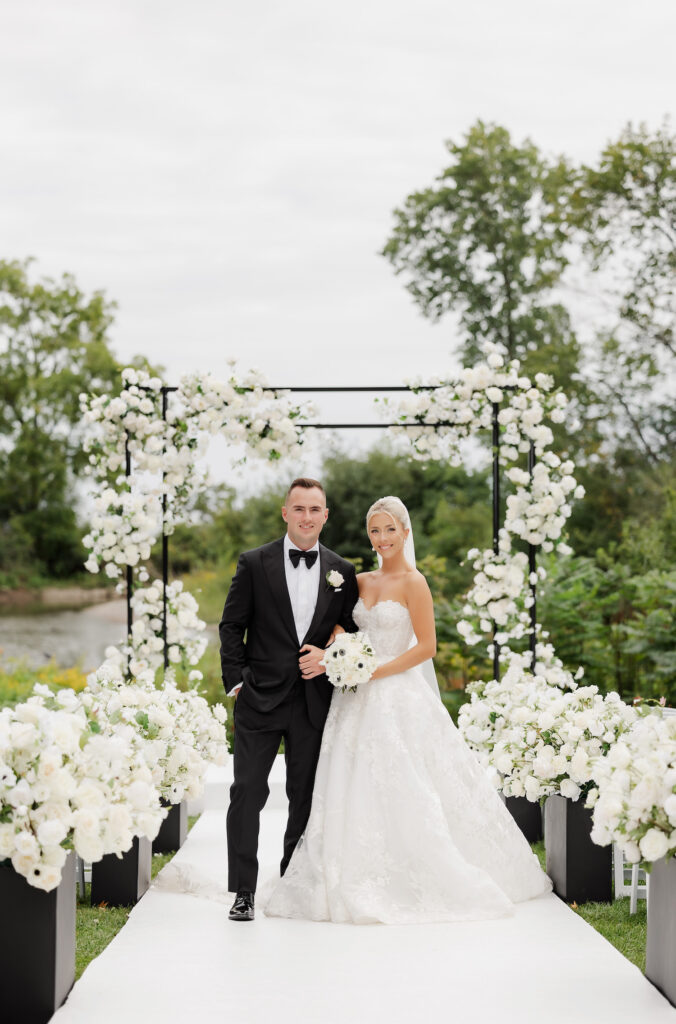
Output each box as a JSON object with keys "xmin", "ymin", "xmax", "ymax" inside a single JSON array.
[
  {"xmin": 320, "ymin": 632, "xmax": 377, "ymax": 691},
  {"xmin": 80, "ymin": 364, "xmax": 315, "ymax": 582},
  {"xmin": 85, "ymin": 655, "xmax": 228, "ymax": 805},
  {"xmin": 458, "ymin": 649, "xmax": 637, "ymax": 803},
  {"xmin": 588, "ymin": 711, "xmax": 676, "ymax": 865},
  {"xmin": 0, "ymin": 687, "xmax": 166, "ymax": 891},
  {"xmin": 128, "ymin": 581, "xmax": 208, "ymax": 671},
  {"xmin": 381, "ymin": 342, "xmax": 584, "ymax": 663}
]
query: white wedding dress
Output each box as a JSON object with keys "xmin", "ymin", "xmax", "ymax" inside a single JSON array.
[{"xmin": 264, "ymin": 598, "xmax": 552, "ymax": 924}]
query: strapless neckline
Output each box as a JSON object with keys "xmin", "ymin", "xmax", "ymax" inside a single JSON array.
[{"xmin": 355, "ymin": 596, "xmax": 408, "ymax": 614}]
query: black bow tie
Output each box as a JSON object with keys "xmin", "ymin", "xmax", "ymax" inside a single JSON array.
[{"xmin": 288, "ymin": 548, "xmax": 318, "ymax": 569}]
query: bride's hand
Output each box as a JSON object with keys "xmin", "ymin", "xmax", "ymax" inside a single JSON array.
[{"xmin": 326, "ymin": 624, "xmax": 346, "ymax": 647}]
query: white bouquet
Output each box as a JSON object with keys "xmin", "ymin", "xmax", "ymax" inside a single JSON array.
[
  {"xmin": 321, "ymin": 632, "xmax": 377, "ymax": 691},
  {"xmin": 588, "ymin": 711, "xmax": 676, "ymax": 865}
]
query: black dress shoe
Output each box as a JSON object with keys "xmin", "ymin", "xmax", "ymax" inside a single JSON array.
[{"xmin": 229, "ymin": 890, "xmax": 255, "ymax": 921}]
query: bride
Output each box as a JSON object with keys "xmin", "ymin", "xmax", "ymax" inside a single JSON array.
[{"xmin": 264, "ymin": 495, "xmax": 552, "ymax": 924}]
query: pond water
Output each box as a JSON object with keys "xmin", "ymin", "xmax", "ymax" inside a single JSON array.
[{"xmin": 0, "ymin": 600, "xmax": 128, "ymax": 671}]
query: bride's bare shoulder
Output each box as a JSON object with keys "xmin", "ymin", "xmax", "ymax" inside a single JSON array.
[
  {"xmin": 403, "ymin": 569, "xmax": 432, "ymax": 603},
  {"xmin": 354, "ymin": 573, "xmax": 381, "ymax": 598}
]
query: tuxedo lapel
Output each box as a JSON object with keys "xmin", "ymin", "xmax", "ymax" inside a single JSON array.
[
  {"xmin": 261, "ymin": 538, "xmax": 298, "ymax": 645},
  {"xmin": 302, "ymin": 543, "xmax": 333, "ymax": 646}
]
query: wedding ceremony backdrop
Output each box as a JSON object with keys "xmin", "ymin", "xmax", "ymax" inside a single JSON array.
[
  {"xmin": 5, "ymin": 344, "xmax": 676, "ymax": 1023},
  {"xmin": 80, "ymin": 345, "xmax": 580, "ymax": 686}
]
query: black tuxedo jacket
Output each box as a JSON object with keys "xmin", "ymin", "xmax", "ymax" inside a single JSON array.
[{"xmin": 219, "ymin": 537, "xmax": 359, "ymax": 729}]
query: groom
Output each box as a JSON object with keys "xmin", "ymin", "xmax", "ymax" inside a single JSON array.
[{"xmin": 219, "ymin": 477, "xmax": 358, "ymax": 921}]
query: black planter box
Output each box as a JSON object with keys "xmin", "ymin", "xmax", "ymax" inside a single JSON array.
[
  {"xmin": 90, "ymin": 835, "xmax": 151, "ymax": 907},
  {"xmin": 544, "ymin": 794, "xmax": 612, "ymax": 903},
  {"xmin": 0, "ymin": 850, "xmax": 76, "ymax": 1024},
  {"xmin": 504, "ymin": 795, "xmax": 543, "ymax": 843},
  {"xmin": 152, "ymin": 799, "xmax": 187, "ymax": 854},
  {"xmin": 646, "ymin": 855, "xmax": 676, "ymax": 1006}
]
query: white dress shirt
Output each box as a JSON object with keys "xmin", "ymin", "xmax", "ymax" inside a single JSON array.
[
  {"xmin": 228, "ymin": 536, "xmax": 321, "ymax": 696},
  {"xmin": 284, "ymin": 533, "xmax": 320, "ymax": 645}
]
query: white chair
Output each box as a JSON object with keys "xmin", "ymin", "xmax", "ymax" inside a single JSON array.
[
  {"xmin": 611, "ymin": 705, "xmax": 675, "ymax": 913},
  {"xmin": 613, "ymin": 844, "xmax": 648, "ymax": 913}
]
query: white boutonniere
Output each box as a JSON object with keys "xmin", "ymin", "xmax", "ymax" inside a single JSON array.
[{"xmin": 326, "ymin": 570, "xmax": 344, "ymax": 592}]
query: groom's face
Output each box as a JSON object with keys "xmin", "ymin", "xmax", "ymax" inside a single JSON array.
[{"xmin": 282, "ymin": 486, "xmax": 328, "ymax": 550}]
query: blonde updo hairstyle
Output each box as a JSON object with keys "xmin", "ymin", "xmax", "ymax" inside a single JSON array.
[{"xmin": 365, "ymin": 496, "xmax": 410, "ymax": 533}]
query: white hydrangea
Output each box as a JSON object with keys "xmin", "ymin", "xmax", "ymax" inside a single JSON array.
[
  {"xmin": 0, "ymin": 687, "xmax": 165, "ymax": 891},
  {"xmin": 459, "ymin": 652, "xmax": 636, "ymax": 802},
  {"xmin": 588, "ymin": 711, "xmax": 676, "ymax": 864}
]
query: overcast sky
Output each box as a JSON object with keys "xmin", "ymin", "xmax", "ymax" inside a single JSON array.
[{"xmin": 1, "ymin": 0, "xmax": 674, "ymax": 490}]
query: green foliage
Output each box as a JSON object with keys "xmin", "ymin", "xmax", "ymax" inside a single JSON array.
[
  {"xmin": 0, "ymin": 258, "xmax": 160, "ymax": 582},
  {"xmin": 570, "ymin": 120, "xmax": 676, "ymax": 463},
  {"xmin": 539, "ymin": 551, "xmax": 676, "ymax": 704},
  {"xmin": 381, "ymin": 120, "xmax": 581, "ymax": 388}
]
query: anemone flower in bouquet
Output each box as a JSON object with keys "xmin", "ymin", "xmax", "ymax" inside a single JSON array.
[
  {"xmin": 0, "ymin": 686, "xmax": 165, "ymax": 891},
  {"xmin": 320, "ymin": 632, "xmax": 377, "ymax": 692},
  {"xmin": 587, "ymin": 710, "xmax": 676, "ymax": 866}
]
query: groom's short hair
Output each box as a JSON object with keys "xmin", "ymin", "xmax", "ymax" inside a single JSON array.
[{"xmin": 285, "ymin": 477, "xmax": 326, "ymax": 503}]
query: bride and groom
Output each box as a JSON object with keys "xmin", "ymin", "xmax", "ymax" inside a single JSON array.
[{"xmin": 219, "ymin": 477, "xmax": 551, "ymax": 924}]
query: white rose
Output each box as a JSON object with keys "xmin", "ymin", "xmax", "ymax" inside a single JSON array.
[
  {"xmin": 36, "ymin": 820, "xmax": 68, "ymax": 848},
  {"xmin": 31, "ymin": 864, "xmax": 63, "ymax": 892},
  {"xmin": 664, "ymin": 794, "xmax": 676, "ymax": 825},
  {"xmin": 74, "ymin": 832, "xmax": 105, "ymax": 863},
  {"xmin": 622, "ymin": 840, "xmax": 641, "ymax": 864},
  {"xmin": 560, "ymin": 779, "xmax": 581, "ymax": 801},
  {"xmin": 639, "ymin": 828, "xmax": 670, "ymax": 862}
]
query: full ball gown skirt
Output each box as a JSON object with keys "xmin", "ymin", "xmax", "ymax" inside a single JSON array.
[{"xmin": 264, "ymin": 598, "xmax": 552, "ymax": 924}]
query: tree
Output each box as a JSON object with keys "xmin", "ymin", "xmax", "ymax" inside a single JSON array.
[
  {"xmin": 0, "ymin": 258, "xmax": 155, "ymax": 579},
  {"xmin": 570, "ymin": 121, "xmax": 676, "ymax": 463},
  {"xmin": 381, "ymin": 121, "xmax": 582, "ymax": 390}
]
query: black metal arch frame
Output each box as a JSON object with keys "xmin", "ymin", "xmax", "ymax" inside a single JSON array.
[{"xmin": 124, "ymin": 385, "xmax": 538, "ymax": 682}]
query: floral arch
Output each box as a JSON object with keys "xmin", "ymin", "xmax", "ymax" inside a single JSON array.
[{"xmin": 79, "ymin": 342, "xmax": 584, "ymax": 693}]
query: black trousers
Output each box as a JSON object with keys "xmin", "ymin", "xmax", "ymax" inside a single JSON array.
[{"xmin": 226, "ymin": 681, "xmax": 324, "ymax": 893}]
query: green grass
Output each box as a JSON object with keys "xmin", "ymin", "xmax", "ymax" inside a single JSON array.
[
  {"xmin": 75, "ymin": 815, "xmax": 200, "ymax": 980},
  {"xmin": 530, "ymin": 840, "xmax": 647, "ymax": 971}
]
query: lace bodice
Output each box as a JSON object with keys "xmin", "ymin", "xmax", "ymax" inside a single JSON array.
[{"xmin": 353, "ymin": 598, "xmax": 415, "ymax": 660}]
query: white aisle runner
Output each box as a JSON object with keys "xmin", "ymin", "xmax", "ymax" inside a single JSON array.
[{"xmin": 52, "ymin": 761, "xmax": 676, "ymax": 1024}]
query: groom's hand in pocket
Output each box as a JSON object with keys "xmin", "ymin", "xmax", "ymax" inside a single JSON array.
[{"xmin": 299, "ymin": 645, "xmax": 326, "ymax": 679}]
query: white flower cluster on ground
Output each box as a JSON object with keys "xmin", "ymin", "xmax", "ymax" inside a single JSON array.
[
  {"xmin": 0, "ymin": 687, "xmax": 166, "ymax": 891},
  {"xmin": 458, "ymin": 651, "xmax": 636, "ymax": 802},
  {"xmin": 588, "ymin": 711, "xmax": 676, "ymax": 865},
  {"xmin": 0, "ymin": 650, "xmax": 228, "ymax": 891}
]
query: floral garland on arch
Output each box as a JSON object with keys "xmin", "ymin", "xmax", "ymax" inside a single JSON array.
[
  {"xmin": 381, "ymin": 342, "xmax": 584, "ymax": 656},
  {"xmin": 80, "ymin": 365, "xmax": 313, "ymax": 582}
]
